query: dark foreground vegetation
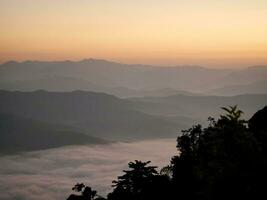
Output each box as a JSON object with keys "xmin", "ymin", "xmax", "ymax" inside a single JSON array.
[{"xmin": 67, "ymin": 105, "xmax": 267, "ymax": 200}]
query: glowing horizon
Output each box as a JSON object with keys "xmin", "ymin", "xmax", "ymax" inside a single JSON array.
[{"xmin": 1, "ymin": 0, "xmax": 267, "ymax": 68}]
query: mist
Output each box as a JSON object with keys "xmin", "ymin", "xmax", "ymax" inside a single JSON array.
[{"xmin": 0, "ymin": 139, "xmax": 176, "ymax": 200}]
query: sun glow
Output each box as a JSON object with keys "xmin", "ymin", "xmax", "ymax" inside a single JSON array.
[{"xmin": 1, "ymin": 0, "xmax": 267, "ymax": 67}]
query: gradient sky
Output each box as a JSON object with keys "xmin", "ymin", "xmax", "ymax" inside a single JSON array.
[{"xmin": 1, "ymin": 0, "xmax": 267, "ymax": 68}]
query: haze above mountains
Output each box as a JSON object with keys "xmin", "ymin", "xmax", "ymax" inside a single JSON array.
[{"xmin": 0, "ymin": 59, "xmax": 266, "ymax": 154}]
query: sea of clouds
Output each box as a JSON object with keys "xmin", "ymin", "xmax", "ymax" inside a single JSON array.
[{"xmin": 0, "ymin": 138, "xmax": 177, "ymax": 200}]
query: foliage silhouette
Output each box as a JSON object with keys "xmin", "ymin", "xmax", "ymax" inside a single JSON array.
[
  {"xmin": 170, "ymin": 105, "xmax": 266, "ymax": 199},
  {"xmin": 108, "ymin": 160, "xmax": 173, "ymax": 200},
  {"xmin": 67, "ymin": 183, "xmax": 105, "ymax": 200},
  {"xmin": 67, "ymin": 105, "xmax": 267, "ymax": 200}
]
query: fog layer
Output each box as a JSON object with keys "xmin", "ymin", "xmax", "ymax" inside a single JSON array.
[{"xmin": 0, "ymin": 139, "xmax": 176, "ymax": 200}]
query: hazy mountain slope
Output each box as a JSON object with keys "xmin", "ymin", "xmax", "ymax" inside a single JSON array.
[
  {"xmin": 207, "ymin": 80, "xmax": 267, "ymax": 96},
  {"xmin": 0, "ymin": 59, "xmax": 232, "ymax": 92},
  {"xmin": 129, "ymin": 94, "xmax": 267, "ymax": 121},
  {"xmin": 0, "ymin": 90, "xmax": 187, "ymax": 140},
  {"xmin": 1, "ymin": 59, "xmax": 266, "ymax": 95},
  {"xmin": 0, "ymin": 77, "xmax": 199, "ymax": 98},
  {"xmin": 0, "ymin": 90, "xmax": 265, "ymax": 153},
  {"xmin": 0, "ymin": 76, "xmax": 102, "ymax": 92},
  {"xmin": 217, "ymin": 66, "xmax": 267, "ymax": 87},
  {"xmin": 0, "ymin": 113, "xmax": 107, "ymax": 154}
]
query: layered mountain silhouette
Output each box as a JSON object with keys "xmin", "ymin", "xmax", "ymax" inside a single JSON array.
[
  {"xmin": 0, "ymin": 76, "xmax": 197, "ymax": 98},
  {"xmin": 0, "ymin": 90, "xmax": 265, "ymax": 154},
  {"xmin": 129, "ymin": 93, "xmax": 267, "ymax": 121},
  {"xmin": 0, "ymin": 59, "xmax": 266, "ymax": 96},
  {"xmin": 0, "ymin": 59, "xmax": 266, "ymax": 154},
  {"xmin": 0, "ymin": 90, "xmax": 187, "ymax": 143}
]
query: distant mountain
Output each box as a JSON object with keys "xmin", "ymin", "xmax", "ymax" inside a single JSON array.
[
  {"xmin": 0, "ymin": 113, "xmax": 107, "ymax": 154},
  {"xmin": 207, "ymin": 80, "xmax": 267, "ymax": 96},
  {"xmin": 1, "ymin": 59, "xmax": 266, "ymax": 96},
  {"xmin": 129, "ymin": 94, "xmax": 267, "ymax": 121},
  {"xmin": 1, "ymin": 90, "xmax": 264, "ymax": 141},
  {"xmin": 0, "ymin": 76, "xmax": 199, "ymax": 98},
  {"xmin": 0, "ymin": 90, "xmax": 189, "ymax": 140},
  {"xmin": 0, "ymin": 59, "xmax": 233, "ymax": 93},
  {"xmin": 217, "ymin": 66, "xmax": 267, "ymax": 87},
  {"xmin": 0, "ymin": 90, "xmax": 265, "ymax": 154},
  {"xmin": 0, "ymin": 76, "xmax": 101, "ymax": 92}
]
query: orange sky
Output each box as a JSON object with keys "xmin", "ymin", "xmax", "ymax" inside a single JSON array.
[{"xmin": 1, "ymin": 0, "xmax": 267, "ymax": 68}]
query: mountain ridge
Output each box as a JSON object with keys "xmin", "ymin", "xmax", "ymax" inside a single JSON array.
[{"xmin": 0, "ymin": 59, "xmax": 266, "ymax": 96}]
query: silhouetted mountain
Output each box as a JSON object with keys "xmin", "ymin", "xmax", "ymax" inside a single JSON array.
[
  {"xmin": 0, "ymin": 59, "xmax": 230, "ymax": 93},
  {"xmin": 1, "ymin": 90, "xmax": 264, "ymax": 142},
  {"xmin": 0, "ymin": 90, "xmax": 188, "ymax": 140},
  {"xmin": 0, "ymin": 113, "xmax": 107, "ymax": 154},
  {"xmin": 129, "ymin": 94, "xmax": 267, "ymax": 121},
  {"xmin": 1, "ymin": 59, "xmax": 266, "ymax": 96}
]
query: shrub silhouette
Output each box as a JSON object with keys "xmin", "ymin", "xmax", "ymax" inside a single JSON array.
[
  {"xmin": 67, "ymin": 183, "xmax": 104, "ymax": 200},
  {"xmin": 67, "ymin": 105, "xmax": 267, "ymax": 200}
]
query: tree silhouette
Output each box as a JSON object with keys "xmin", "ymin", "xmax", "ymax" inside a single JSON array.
[
  {"xmin": 170, "ymin": 105, "xmax": 266, "ymax": 199},
  {"xmin": 221, "ymin": 105, "xmax": 244, "ymax": 122},
  {"xmin": 108, "ymin": 160, "xmax": 158, "ymax": 200},
  {"xmin": 108, "ymin": 160, "xmax": 173, "ymax": 200},
  {"xmin": 67, "ymin": 183, "xmax": 104, "ymax": 200},
  {"xmin": 66, "ymin": 105, "xmax": 267, "ymax": 200}
]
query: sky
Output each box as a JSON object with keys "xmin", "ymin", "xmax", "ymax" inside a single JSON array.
[{"xmin": 0, "ymin": 0, "xmax": 267, "ymax": 68}]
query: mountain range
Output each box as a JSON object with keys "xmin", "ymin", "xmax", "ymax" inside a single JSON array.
[
  {"xmin": 129, "ymin": 93, "xmax": 267, "ymax": 120},
  {"xmin": 0, "ymin": 90, "xmax": 266, "ymax": 154},
  {"xmin": 0, "ymin": 59, "xmax": 266, "ymax": 154},
  {"xmin": 0, "ymin": 59, "xmax": 266, "ymax": 97},
  {"xmin": 0, "ymin": 90, "xmax": 185, "ymax": 141}
]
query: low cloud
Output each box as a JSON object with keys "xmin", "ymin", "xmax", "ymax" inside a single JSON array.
[{"xmin": 0, "ymin": 138, "xmax": 177, "ymax": 200}]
